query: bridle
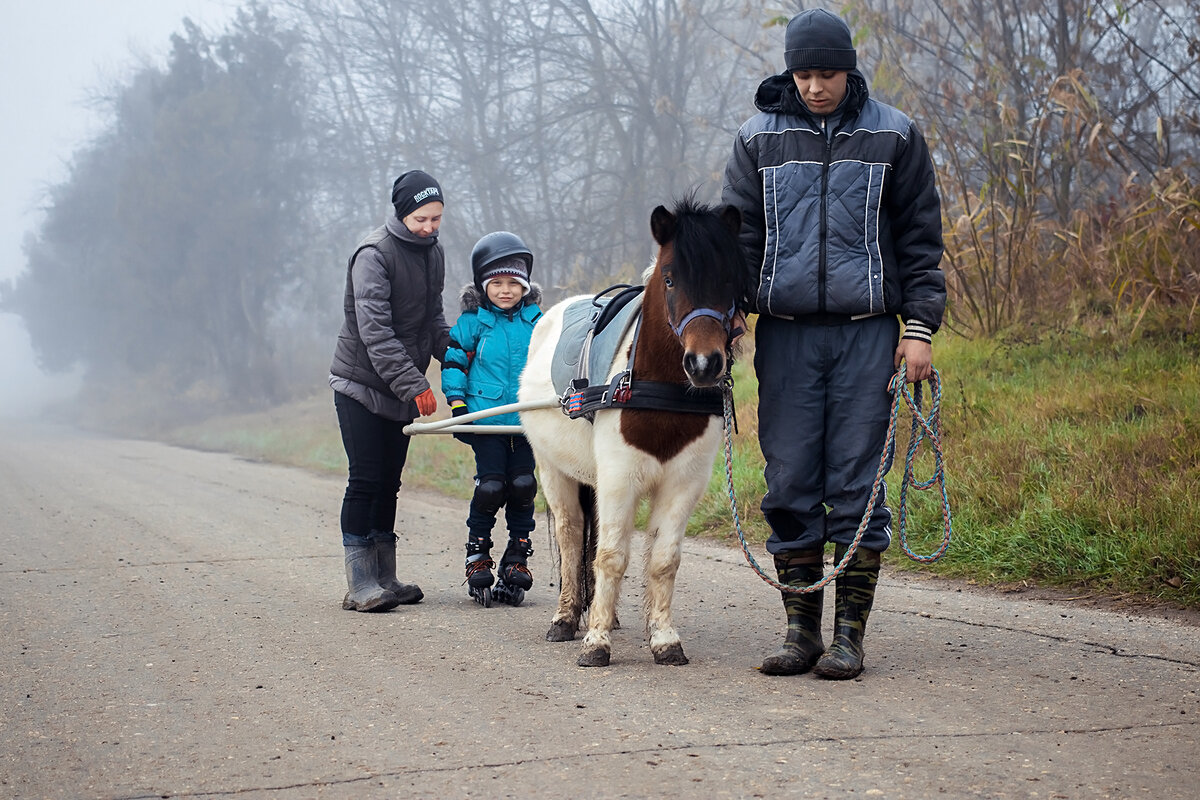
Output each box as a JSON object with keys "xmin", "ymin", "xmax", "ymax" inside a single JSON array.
[
  {"xmin": 668, "ymin": 302, "xmax": 738, "ymax": 339},
  {"xmin": 663, "ymin": 273, "xmax": 738, "ymax": 340}
]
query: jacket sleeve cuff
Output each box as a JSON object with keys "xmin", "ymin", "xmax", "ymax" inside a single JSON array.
[{"xmin": 901, "ymin": 319, "xmax": 933, "ymax": 343}]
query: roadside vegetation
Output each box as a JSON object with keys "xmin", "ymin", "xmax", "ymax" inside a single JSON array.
[{"xmin": 161, "ymin": 317, "xmax": 1200, "ymax": 611}]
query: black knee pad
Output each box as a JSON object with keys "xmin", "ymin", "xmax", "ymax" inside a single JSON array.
[
  {"xmin": 508, "ymin": 472, "xmax": 537, "ymax": 508},
  {"xmin": 473, "ymin": 475, "xmax": 507, "ymax": 515}
]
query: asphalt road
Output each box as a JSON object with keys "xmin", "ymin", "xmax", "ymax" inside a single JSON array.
[{"xmin": 1, "ymin": 422, "xmax": 1197, "ymax": 799}]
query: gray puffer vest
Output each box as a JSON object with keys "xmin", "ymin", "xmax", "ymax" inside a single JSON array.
[{"xmin": 330, "ymin": 216, "xmax": 450, "ymax": 414}]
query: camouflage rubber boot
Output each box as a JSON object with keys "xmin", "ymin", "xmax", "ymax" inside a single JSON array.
[
  {"xmin": 760, "ymin": 549, "xmax": 825, "ymax": 675},
  {"xmin": 813, "ymin": 544, "xmax": 881, "ymax": 680}
]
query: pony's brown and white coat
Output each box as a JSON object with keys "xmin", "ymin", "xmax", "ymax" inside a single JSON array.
[{"xmin": 519, "ymin": 199, "xmax": 744, "ymax": 667}]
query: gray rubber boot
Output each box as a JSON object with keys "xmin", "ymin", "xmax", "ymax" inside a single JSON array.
[
  {"xmin": 342, "ymin": 544, "xmax": 401, "ymax": 612},
  {"xmin": 371, "ymin": 532, "xmax": 423, "ymax": 605}
]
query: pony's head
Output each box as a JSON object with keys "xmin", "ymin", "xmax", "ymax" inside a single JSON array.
[{"xmin": 648, "ymin": 197, "xmax": 745, "ymax": 388}]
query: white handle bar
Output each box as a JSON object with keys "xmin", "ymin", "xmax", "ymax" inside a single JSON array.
[{"xmin": 402, "ymin": 397, "xmax": 560, "ymax": 436}]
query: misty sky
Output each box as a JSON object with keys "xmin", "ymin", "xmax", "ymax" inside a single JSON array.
[{"xmin": 1, "ymin": 0, "xmax": 237, "ymax": 416}]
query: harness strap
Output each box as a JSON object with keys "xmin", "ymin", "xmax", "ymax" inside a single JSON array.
[
  {"xmin": 561, "ymin": 284, "xmax": 726, "ymax": 422},
  {"xmin": 563, "ymin": 376, "xmax": 723, "ymax": 419},
  {"xmin": 591, "ymin": 284, "xmax": 644, "ymax": 337}
]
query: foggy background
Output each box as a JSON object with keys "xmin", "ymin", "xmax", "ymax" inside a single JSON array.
[
  {"xmin": 2, "ymin": 0, "xmax": 238, "ymax": 417},
  {"xmin": 2, "ymin": 0, "xmax": 1195, "ymax": 427}
]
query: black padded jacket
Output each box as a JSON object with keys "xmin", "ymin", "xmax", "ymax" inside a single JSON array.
[{"xmin": 722, "ymin": 71, "xmax": 946, "ymax": 333}]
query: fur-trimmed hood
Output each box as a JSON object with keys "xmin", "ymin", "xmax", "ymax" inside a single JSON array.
[{"xmin": 458, "ymin": 282, "xmax": 543, "ymax": 314}]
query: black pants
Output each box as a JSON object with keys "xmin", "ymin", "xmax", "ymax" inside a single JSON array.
[
  {"xmin": 754, "ymin": 314, "xmax": 899, "ymax": 554},
  {"xmin": 334, "ymin": 391, "xmax": 411, "ymax": 545},
  {"xmin": 464, "ymin": 433, "xmax": 536, "ymax": 540}
]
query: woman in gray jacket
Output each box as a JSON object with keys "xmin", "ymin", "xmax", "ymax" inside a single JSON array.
[
  {"xmin": 329, "ymin": 170, "xmax": 451, "ymax": 612},
  {"xmin": 722, "ymin": 10, "xmax": 946, "ymax": 679}
]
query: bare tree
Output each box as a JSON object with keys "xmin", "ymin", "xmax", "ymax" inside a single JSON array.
[
  {"xmin": 281, "ymin": 0, "xmax": 773, "ymax": 301},
  {"xmin": 847, "ymin": 0, "xmax": 1200, "ymax": 333}
]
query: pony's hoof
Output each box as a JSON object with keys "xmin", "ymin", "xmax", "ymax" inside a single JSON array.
[
  {"xmin": 653, "ymin": 643, "xmax": 689, "ymax": 666},
  {"xmin": 546, "ymin": 620, "xmax": 577, "ymax": 642},
  {"xmin": 577, "ymin": 647, "xmax": 611, "ymax": 667}
]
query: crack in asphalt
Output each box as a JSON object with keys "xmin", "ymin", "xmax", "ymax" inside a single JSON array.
[
  {"xmin": 10, "ymin": 562, "xmax": 1200, "ymax": 670},
  {"xmin": 102, "ymin": 718, "xmax": 1200, "ymax": 799},
  {"xmin": 3, "ymin": 556, "xmax": 335, "ymax": 575},
  {"xmin": 884, "ymin": 608, "xmax": 1200, "ymax": 668},
  {"xmin": 13, "ymin": 561, "xmax": 1195, "ymax": 669}
]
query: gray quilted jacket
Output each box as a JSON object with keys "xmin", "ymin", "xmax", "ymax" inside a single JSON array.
[
  {"xmin": 329, "ymin": 212, "xmax": 451, "ymax": 418},
  {"xmin": 722, "ymin": 71, "xmax": 945, "ymax": 332}
]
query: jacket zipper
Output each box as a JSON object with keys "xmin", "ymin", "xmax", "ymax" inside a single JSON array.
[{"xmin": 818, "ymin": 116, "xmax": 832, "ymax": 313}]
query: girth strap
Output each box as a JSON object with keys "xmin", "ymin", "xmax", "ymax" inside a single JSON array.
[{"xmin": 563, "ymin": 374, "xmax": 723, "ymax": 419}]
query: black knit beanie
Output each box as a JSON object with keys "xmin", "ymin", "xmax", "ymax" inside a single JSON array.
[
  {"xmin": 391, "ymin": 170, "xmax": 444, "ymax": 220},
  {"xmin": 784, "ymin": 9, "xmax": 857, "ymax": 73}
]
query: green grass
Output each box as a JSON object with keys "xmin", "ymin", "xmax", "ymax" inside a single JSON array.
[
  {"xmin": 911, "ymin": 327, "xmax": 1200, "ymax": 606},
  {"xmin": 159, "ymin": 324, "xmax": 1200, "ymax": 610}
]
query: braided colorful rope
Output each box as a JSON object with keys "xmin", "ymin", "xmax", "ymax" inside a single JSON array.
[{"xmin": 724, "ymin": 363, "xmax": 952, "ymax": 594}]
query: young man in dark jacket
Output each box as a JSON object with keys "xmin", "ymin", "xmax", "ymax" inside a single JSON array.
[
  {"xmin": 329, "ymin": 170, "xmax": 451, "ymax": 612},
  {"xmin": 722, "ymin": 9, "xmax": 946, "ymax": 679}
]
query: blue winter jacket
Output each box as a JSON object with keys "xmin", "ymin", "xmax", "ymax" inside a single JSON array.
[
  {"xmin": 442, "ymin": 284, "xmax": 543, "ymax": 426},
  {"xmin": 722, "ymin": 71, "xmax": 945, "ymax": 332}
]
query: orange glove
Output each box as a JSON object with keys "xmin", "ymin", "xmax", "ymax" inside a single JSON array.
[{"xmin": 414, "ymin": 388, "xmax": 437, "ymax": 417}]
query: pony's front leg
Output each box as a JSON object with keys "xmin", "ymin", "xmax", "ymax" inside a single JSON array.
[
  {"xmin": 643, "ymin": 525, "xmax": 688, "ymax": 665},
  {"xmin": 642, "ymin": 480, "xmax": 708, "ymax": 665},
  {"xmin": 540, "ymin": 468, "xmax": 584, "ymax": 642},
  {"xmin": 577, "ymin": 486, "xmax": 635, "ymax": 667}
]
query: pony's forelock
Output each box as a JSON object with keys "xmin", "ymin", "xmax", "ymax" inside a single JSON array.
[{"xmin": 666, "ymin": 197, "xmax": 746, "ymax": 304}]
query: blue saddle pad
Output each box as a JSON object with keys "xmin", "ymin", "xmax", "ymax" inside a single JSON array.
[{"xmin": 550, "ymin": 292, "xmax": 644, "ymax": 396}]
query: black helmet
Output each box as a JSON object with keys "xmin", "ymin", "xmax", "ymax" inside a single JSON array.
[{"xmin": 470, "ymin": 231, "xmax": 533, "ymax": 290}]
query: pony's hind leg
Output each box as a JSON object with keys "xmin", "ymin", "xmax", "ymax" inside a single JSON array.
[{"xmin": 540, "ymin": 466, "xmax": 585, "ymax": 642}]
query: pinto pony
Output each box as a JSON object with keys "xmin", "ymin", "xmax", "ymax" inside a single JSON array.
[{"xmin": 518, "ymin": 198, "xmax": 745, "ymax": 667}]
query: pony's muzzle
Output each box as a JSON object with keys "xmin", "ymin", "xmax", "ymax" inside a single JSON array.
[{"xmin": 683, "ymin": 350, "xmax": 726, "ymax": 387}]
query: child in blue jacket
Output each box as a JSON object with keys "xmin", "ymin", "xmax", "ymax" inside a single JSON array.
[{"xmin": 442, "ymin": 231, "xmax": 543, "ymax": 606}]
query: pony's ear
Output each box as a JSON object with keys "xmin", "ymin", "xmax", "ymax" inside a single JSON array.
[
  {"xmin": 719, "ymin": 204, "xmax": 742, "ymax": 235},
  {"xmin": 650, "ymin": 205, "xmax": 676, "ymax": 246}
]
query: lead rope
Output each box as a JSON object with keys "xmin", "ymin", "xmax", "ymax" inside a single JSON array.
[{"xmin": 723, "ymin": 362, "xmax": 952, "ymax": 594}]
